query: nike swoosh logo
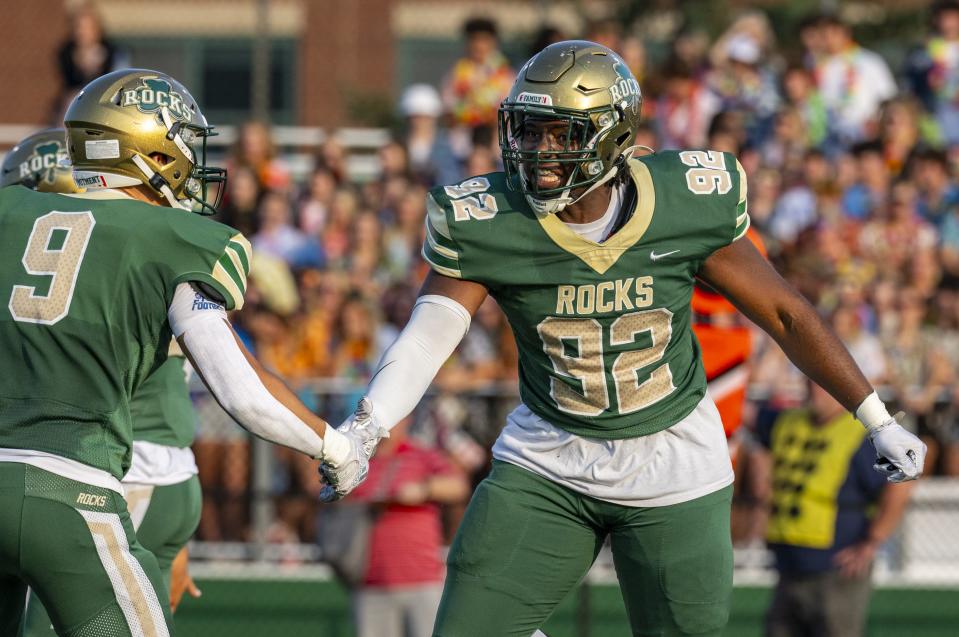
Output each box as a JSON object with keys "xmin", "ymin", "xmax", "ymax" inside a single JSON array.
[{"xmin": 650, "ymin": 249, "xmax": 680, "ymax": 261}]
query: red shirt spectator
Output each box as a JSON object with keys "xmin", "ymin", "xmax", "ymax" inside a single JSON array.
[{"xmin": 351, "ymin": 437, "xmax": 465, "ymax": 587}]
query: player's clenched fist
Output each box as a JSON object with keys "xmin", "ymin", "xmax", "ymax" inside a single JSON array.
[
  {"xmin": 856, "ymin": 394, "xmax": 927, "ymax": 482},
  {"xmin": 870, "ymin": 413, "xmax": 927, "ymax": 482}
]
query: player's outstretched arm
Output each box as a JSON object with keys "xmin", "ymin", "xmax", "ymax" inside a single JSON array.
[
  {"xmin": 363, "ymin": 271, "xmax": 488, "ymax": 431},
  {"xmin": 698, "ymin": 238, "xmax": 926, "ymax": 481},
  {"xmin": 318, "ymin": 271, "xmax": 488, "ymax": 501},
  {"xmin": 168, "ymin": 282, "xmax": 358, "ymax": 468}
]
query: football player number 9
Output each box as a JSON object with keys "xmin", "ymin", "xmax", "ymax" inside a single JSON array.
[
  {"xmin": 9, "ymin": 211, "xmax": 95, "ymax": 325},
  {"xmin": 538, "ymin": 308, "xmax": 675, "ymax": 416}
]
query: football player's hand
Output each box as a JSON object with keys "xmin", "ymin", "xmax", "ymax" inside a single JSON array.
[
  {"xmin": 318, "ymin": 398, "xmax": 388, "ymax": 502},
  {"xmin": 870, "ymin": 412, "xmax": 926, "ymax": 483},
  {"xmin": 169, "ymin": 546, "xmax": 201, "ymax": 613},
  {"xmin": 335, "ymin": 397, "xmax": 388, "ymax": 459}
]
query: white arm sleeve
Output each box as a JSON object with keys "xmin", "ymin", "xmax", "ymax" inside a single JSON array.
[
  {"xmin": 167, "ymin": 283, "xmax": 326, "ymax": 458},
  {"xmin": 365, "ymin": 294, "xmax": 472, "ymax": 431}
]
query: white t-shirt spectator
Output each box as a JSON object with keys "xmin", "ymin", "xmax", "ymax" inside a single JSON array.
[
  {"xmin": 845, "ymin": 332, "xmax": 888, "ymax": 384},
  {"xmin": 818, "ymin": 46, "xmax": 897, "ymax": 142}
]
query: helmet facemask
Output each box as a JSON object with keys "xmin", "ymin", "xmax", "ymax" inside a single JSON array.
[
  {"xmin": 132, "ymin": 112, "xmax": 226, "ymax": 215},
  {"xmin": 497, "ymin": 40, "xmax": 644, "ymax": 215},
  {"xmin": 500, "ymin": 104, "xmax": 625, "ymax": 214}
]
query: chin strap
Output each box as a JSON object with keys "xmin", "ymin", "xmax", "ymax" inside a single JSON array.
[
  {"xmin": 527, "ymin": 163, "xmax": 621, "ymax": 216},
  {"xmin": 130, "ymin": 154, "xmax": 190, "ymax": 210},
  {"xmin": 527, "ymin": 144, "xmax": 648, "ymax": 216}
]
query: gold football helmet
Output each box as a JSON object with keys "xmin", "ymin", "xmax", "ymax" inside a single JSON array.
[
  {"xmin": 64, "ymin": 69, "xmax": 225, "ymax": 213},
  {"xmin": 0, "ymin": 128, "xmax": 81, "ymax": 193},
  {"xmin": 499, "ymin": 40, "xmax": 643, "ymax": 214}
]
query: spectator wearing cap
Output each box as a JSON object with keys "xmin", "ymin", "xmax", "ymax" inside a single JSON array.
[
  {"xmin": 755, "ymin": 382, "xmax": 914, "ymax": 637},
  {"xmin": 441, "ymin": 17, "xmax": 515, "ymax": 158},
  {"xmin": 710, "ymin": 34, "xmax": 781, "ymax": 146},
  {"xmin": 710, "ymin": 11, "xmax": 780, "ymax": 70},
  {"xmin": 815, "ymin": 15, "xmax": 898, "ymax": 147},
  {"xmin": 399, "ymin": 84, "xmax": 461, "ymax": 187}
]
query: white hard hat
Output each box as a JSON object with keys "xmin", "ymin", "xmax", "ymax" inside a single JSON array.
[
  {"xmin": 400, "ymin": 83, "xmax": 442, "ymax": 118},
  {"xmin": 727, "ymin": 34, "xmax": 760, "ymax": 65}
]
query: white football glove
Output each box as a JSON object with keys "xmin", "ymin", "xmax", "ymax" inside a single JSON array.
[
  {"xmin": 869, "ymin": 412, "xmax": 927, "ymax": 483},
  {"xmin": 318, "ymin": 398, "xmax": 388, "ymax": 502}
]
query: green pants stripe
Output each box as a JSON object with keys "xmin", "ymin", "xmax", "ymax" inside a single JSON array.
[
  {"xmin": 19, "ymin": 475, "xmax": 200, "ymax": 637},
  {"xmin": 0, "ymin": 462, "xmax": 173, "ymax": 637},
  {"xmin": 433, "ymin": 460, "xmax": 733, "ymax": 637}
]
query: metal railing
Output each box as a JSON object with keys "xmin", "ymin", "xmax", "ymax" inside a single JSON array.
[
  {"xmin": 188, "ymin": 380, "xmax": 959, "ymax": 587},
  {"xmin": 0, "ymin": 124, "xmax": 393, "ymax": 182}
]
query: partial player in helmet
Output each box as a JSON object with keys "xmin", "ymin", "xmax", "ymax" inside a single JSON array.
[
  {"xmin": 0, "ymin": 128, "xmax": 81, "ymax": 194},
  {"xmin": 0, "ymin": 69, "xmax": 377, "ymax": 637},
  {"xmin": 6, "ymin": 127, "xmax": 197, "ymax": 633},
  {"xmin": 65, "ymin": 70, "xmax": 225, "ymax": 212}
]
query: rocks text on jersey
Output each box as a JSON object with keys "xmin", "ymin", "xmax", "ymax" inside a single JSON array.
[{"xmin": 555, "ymin": 276, "xmax": 653, "ymax": 315}]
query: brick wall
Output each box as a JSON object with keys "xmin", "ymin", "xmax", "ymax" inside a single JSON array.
[
  {"xmin": 0, "ymin": 1, "xmax": 70, "ymax": 126},
  {"xmin": 0, "ymin": 0, "xmax": 397, "ymax": 130},
  {"xmin": 298, "ymin": 0, "xmax": 396, "ymax": 127}
]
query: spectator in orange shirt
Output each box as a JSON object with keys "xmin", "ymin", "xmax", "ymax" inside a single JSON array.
[{"xmin": 230, "ymin": 120, "xmax": 292, "ymax": 192}]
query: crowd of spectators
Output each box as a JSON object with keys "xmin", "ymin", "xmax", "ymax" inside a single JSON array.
[{"xmin": 192, "ymin": 6, "xmax": 959, "ymax": 548}]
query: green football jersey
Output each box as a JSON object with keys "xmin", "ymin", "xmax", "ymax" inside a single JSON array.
[
  {"xmin": 0, "ymin": 186, "xmax": 250, "ymax": 478},
  {"xmin": 423, "ymin": 150, "xmax": 749, "ymax": 439},
  {"xmin": 130, "ymin": 346, "xmax": 195, "ymax": 449}
]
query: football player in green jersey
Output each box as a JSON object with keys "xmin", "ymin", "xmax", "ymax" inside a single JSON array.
[
  {"xmin": 0, "ymin": 71, "xmax": 380, "ymax": 637},
  {"xmin": 319, "ymin": 42, "xmax": 926, "ymax": 636},
  {"xmin": 5, "ymin": 131, "xmax": 202, "ymax": 636}
]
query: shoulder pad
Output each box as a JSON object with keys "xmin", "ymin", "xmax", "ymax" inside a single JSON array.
[{"xmin": 165, "ymin": 211, "xmax": 252, "ymax": 311}]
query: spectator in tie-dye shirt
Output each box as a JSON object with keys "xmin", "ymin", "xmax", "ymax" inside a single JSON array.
[{"xmin": 441, "ymin": 17, "xmax": 515, "ymax": 158}]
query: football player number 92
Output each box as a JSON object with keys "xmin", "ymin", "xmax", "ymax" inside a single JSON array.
[
  {"xmin": 680, "ymin": 150, "xmax": 732, "ymax": 196},
  {"xmin": 9, "ymin": 211, "xmax": 95, "ymax": 325},
  {"xmin": 538, "ymin": 308, "xmax": 675, "ymax": 416}
]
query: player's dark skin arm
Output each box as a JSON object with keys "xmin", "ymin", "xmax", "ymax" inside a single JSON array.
[
  {"xmin": 697, "ymin": 238, "xmax": 873, "ymax": 413},
  {"xmin": 418, "ymin": 270, "xmax": 490, "ymax": 314}
]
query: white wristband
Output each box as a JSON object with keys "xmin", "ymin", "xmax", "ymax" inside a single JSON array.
[
  {"xmin": 855, "ymin": 391, "xmax": 892, "ymax": 433},
  {"xmin": 322, "ymin": 427, "xmax": 352, "ymax": 465}
]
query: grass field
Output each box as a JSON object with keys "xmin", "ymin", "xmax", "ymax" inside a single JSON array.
[{"xmin": 173, "ymin": 579, "xmax": 959, "ymax": 636}]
